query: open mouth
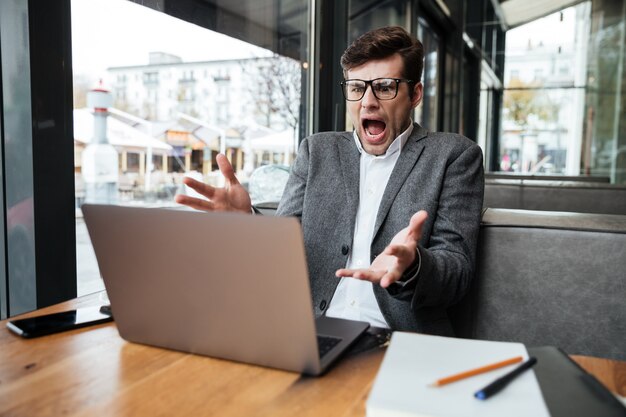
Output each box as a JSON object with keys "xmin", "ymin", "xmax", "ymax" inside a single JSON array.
[{"xmin": 362, "ymin": 119, "xmax": 387, "ymax": 141}]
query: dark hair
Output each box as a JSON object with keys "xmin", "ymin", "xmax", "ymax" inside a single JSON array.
[{"xmin": 341, "ymin": 26, "xmax": 424, "ymax": 84}]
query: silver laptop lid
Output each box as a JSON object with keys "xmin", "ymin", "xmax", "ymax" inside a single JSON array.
[{"xmin": 83, "ymin": 204, "xmax": 321, "ymax": 374}]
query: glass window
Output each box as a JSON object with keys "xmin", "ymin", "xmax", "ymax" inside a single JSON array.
[
  {"xmin": 478, "ymin": 77, "xmax": 494, "ymax": 167},
  {"xmin": 501, "ymin": 3, "xmax": 590, "ymax": 175},
  {"xmin": 584, "ymin": 0, "xmax": 626, "ymax": 182},
  {"xmin": 0, "ymin": 0, "xmax": 37, "ymax": 317},
  {"xmin": 502, "ymin": 87, "xmax": 581, "ymax": 173},
  {"xmin": 348, "ymin": 0, "xmax": 408, "ymax": 42},
  {"xmin": 416, "ymin": 17, "xmax": 441, "ymax": 131},
  {"xmin": 72, "ymin": 0, "xmax": 310, "ymax": 296}
]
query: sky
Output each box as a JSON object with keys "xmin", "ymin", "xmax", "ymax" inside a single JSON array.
[
  {"xmin": 71, "ymin": 0, "xmax": 270, "ymax": 82},
  {"xmin": 506, "ymin": 5, "xmax": 581, "ymax": 52}
]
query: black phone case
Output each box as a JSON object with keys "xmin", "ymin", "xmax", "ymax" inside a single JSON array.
[{"xmin": 6, "ymin": 306, "xmax": 113, "ymax": 338}]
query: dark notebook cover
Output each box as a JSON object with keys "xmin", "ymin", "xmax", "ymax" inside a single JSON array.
[{"xmin": 529, "ymin": 346, "xmax": 626, "ymax": 417}]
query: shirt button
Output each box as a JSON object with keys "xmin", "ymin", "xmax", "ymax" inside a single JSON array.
[
  {"xmin": 341, "ymin": 244, "xmax": 350, "ymax": 255},
  {"xmin": 320, "ymin": 300, "xmax": 327, "ymax": 310}
]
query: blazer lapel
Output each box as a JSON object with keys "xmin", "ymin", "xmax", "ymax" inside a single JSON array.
[
  {"xmin": 337, "ymin": 134, "xmax": 361, "ymax": 221},
  {"xmin": 372, "ymin": 125, "xmax": 428, "ymax": 238}
]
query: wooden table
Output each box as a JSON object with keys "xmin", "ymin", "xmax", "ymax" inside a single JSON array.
[{"xmin": 1, "ymin": 293, "xmax": 624, "ymax": 416}]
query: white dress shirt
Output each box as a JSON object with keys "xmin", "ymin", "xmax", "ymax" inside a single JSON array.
[{"xmin": 325, "ymin": 123, "xmax": 414, "ymax": 328}]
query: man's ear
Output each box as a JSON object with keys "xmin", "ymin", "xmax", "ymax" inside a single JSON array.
[{"xmin": 411, "ymin": 82, "xmax": 423, "ymax": 108}]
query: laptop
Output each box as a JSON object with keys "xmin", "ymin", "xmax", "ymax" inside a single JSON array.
[{"xmin": 82, "ymin": 204, "xmax": 369, "ymax": 375}]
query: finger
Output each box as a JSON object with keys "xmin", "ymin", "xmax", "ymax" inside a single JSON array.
[
  {"xmin": 380, "ymin": 270, "xmax": 401, "ymax": 288},
  {"xmin": 406, "ymin": 210, "xmax": 428, "ymax": 240},
  {"xmin": 335, "ymin": 268, "xmax": 357, "ymax": 278},
  {"xmin": 216, "ymin": 154, "xmax": 240, "ymax": 185},
  {"xmin": 384, "ymin": 244, "xmax": 412, "ymax": 258},
  {"xmin": 336, "ymin": 268, "xmax": 385, "ymax": 282},
  {"xmin": 336, "ymin": 268, "xmax": 377, "ymax": 278},
  {"xmin": 353, "ymin": 267, "xmax": 400, "ymax": 288},
  {"xmin": 174, "ymin": 194, "xmax": 215, "ymax": 212},
  {"xmin": 385, "ymin": 245, "xmax": 417, "ymax": 268},
  {"xmin": 182, "ymin": 176, "xmax": 217, "ymax": 199}
]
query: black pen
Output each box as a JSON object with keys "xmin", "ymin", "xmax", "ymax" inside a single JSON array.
[{"xmin": 474, "ymin": 357, "xmax": 538, "ymax": 400}]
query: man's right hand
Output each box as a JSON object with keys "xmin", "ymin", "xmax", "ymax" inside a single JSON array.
[{"xmin": 174, "ymin": 154, "xmax": 252, "ymax": 214}]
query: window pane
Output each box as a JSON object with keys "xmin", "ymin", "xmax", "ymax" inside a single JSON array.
[
  {"xmin": 416, "ymin": 18, "xmax": 441, "ymax": 131},
  {"xmin": 0, "ymin": 0, "xmax": 37, "ymax": 316},
  {"xmin": 72, "ymin": 0, "xmax": 309, "ymax": 296},
  {"xmin": 502, "ymin": 87, "xmax": 583, "ymax": 173},
  {"xmin": 585, "ymin": 0, "xmax": 626, "ymax": 182},
  {"xmin": 348, "ymin": 0, "xmax": 408, "ymax": 42},
  {"xmin": 501, "ymin": 3, "xmax": 589, "ymax": 175}
]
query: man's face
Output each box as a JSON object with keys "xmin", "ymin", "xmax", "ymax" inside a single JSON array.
[{"xmin": 345, "ymin": 53, "xmax": 423, "ymax": 155}]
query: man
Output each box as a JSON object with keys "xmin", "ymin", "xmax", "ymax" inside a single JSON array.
[{"xmin": 176, "ymin": 26, "xmax": 484, "ymax": 336}]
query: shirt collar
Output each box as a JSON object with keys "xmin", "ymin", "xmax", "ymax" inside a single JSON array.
[{"xmin": 353, "ymin": 120, "xmax": 414, "ymax": 158}]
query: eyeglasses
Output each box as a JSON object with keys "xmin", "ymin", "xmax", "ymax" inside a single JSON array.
[{"xmin": 340, "ymin": 78, "xmax": 415, "ymax": 101}]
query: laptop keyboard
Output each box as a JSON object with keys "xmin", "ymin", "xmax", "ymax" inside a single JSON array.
[{"xmin": 317, "ymin": 335, "xmax": 342, "ymax": 358}]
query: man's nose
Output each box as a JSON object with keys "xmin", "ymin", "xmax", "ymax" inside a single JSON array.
[{"xmin": 361, "ymin": 85, "xmax": 379, "ymax": 108}]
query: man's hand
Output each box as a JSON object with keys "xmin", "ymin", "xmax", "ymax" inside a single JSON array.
[
  {"xmin": 335, "ymin": 211, "xmax": 428, "ymax": 288},
  {"xmin": 174, "ymin": 154, "xmax": 252, "ymax": 213}
]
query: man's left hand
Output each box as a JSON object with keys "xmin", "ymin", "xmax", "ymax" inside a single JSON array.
[{"xmin": 335, "ymin": 210, "xmax": 428, "ymax": 288}]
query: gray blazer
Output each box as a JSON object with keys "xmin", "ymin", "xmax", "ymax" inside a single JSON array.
[{"xmin": 277, "ymin": 123, "xmax": 484, "ymax": 336}]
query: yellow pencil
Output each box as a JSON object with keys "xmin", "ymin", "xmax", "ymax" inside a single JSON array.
[{"xmin": 429, "ymin": 356, "xmax": 524, "ymax": 387}]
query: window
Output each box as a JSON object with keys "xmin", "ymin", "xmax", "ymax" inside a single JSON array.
[
  {"xmin": 348, "ymin": 0, "xmax": 407, "ymax": 42},
  {"xmin": 501, "ymin": 3, "xmax": 591, "ymax": 176},
  {"xmin": 416, "ymin": 17, "xmax": 442, "ymax": 131},
  {"xmin": 0, "ymin": 0, "xmax": 37, "ymax": 316},
  {"xmin": 72, "ymin": 0, "xmax": 310, "ymax": 296},
  {"xmin": 143, "ymin": 72, "xmax": 159, "ymax": 84}
]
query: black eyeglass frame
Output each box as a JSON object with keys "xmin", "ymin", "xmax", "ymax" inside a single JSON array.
[{"xmin": 340, "ymin": 78, "xmax": 416, "ymax": 101}]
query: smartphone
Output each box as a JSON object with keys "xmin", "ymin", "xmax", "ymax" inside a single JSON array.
[{"xmin": 6, "ymin": 306, "xmax": 113, "ymax": 338}]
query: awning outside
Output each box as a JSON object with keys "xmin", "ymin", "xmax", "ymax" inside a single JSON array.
[
  {"xmin": 499, "ymin": 0, "xmax": 585, "ymax": 29},
  {"xmin": 249, "ymin": 130, "xmax": 295, "ymax": 153},
  {"xmin": 174, "ymin": 113, "xmax": 242, "ymax": 152},
  {"xmin": 74, "ymin": 108, "xmax": 172, "ymax": 154},
  {"xmin": 164, "ymin": 129, "xmax": 207, "ymax": 150}
]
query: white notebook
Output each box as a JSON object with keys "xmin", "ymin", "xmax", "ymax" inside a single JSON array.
[{"xmin": 366, "ymin": 332, "xmax": 550, "ymax": 417}]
